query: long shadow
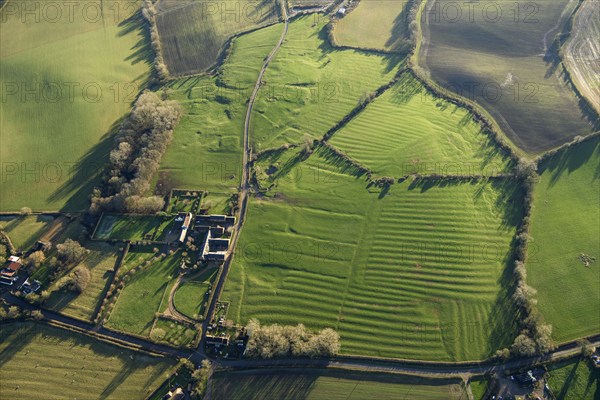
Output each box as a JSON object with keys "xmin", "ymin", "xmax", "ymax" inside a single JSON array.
[
  {"xmin": 48, "ymin": 119, "xmax": 123, "ymax": 212},
  {"xmin": 384, "ymin": 0, "xmax": 416, "ymax": 53},
  {"xmin": 538, "ymin": 136, "xmax": 600, "ymax": 188},
  {"xmin": 555, "ymin": 360, "xmax": 582, "ymax": 400},
  {"xmin": 0, "ymin": 322, "xmax": 37, "ymax": 367}
]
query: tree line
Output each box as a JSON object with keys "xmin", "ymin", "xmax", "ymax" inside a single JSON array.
[
  {"xmin": 91, "ymin": 91, "xmax": 182, "ymax": 214},
  {"xmin": 244, "ymin": 319, "xmax": 341, "ymax": 359}
]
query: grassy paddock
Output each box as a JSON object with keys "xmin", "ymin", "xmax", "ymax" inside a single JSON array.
[
  {"xmin": 0, "ymin": 322, "xmax": 176, "ymax": 399},
  {"xmin": 334, "ymin": 0, "xmax": 411, "ymax": 52},
  {"xmin": 329, "ymin": 73, "xmax": 513, "ymax": 177},
  {"xmin": 45, "ymin": 242, "xmax": 121, "ymax": 321},
  {"xmin": 107, "ymin": 252, "xmax": 181, "ymax": 336},
  {"xmin": 155, "ymin": 0, "xmax": 279, "ymax": 75},
  {"xmin": 546, "ymin": 358, "xmax": 599, "ymax": 399},
  {"xmin": 156, "ymin": 23, "xmax": 284, "ymax": 194},
  {"xmin": 527, "ymin": 137, "xmax": 600, "ymax": 342},
  {"xmin": 209, "ymin": 369, "xmax": 466, "ymax": 399},
  {"xmin": 250, "ymin": 15, "xmax": 402, "ymax": 150},
  {"xmin": 223, "ymin": 150, "xmax": 523, "ymax": 361},
  {"xmin": 0, "ymin": 0, "xmax": 151, "ymax": 211},
  {"xmin": 420, "ymin": 0, "xmax": 593, "ymax": 154},
  {"xmin": 0, "ymin": 215, "xmax": 54, "ymax": 251}
]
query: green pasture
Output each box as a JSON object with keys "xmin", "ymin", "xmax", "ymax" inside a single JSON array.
[
  {"xmin": 527, "ymin": 137, "xmax": 600, "ymax": 342},
  {"xmin": 209, "ymin": 369, "xmax": 466, "ymax": 399},
  {"xmin": 334, "ymin": 0, "xmax": 411, "ymax": 52},
  {"xmin": 156, "ymin": 23, "xmax": 284, "ymax": 194},
  {"xmin": 173, "ymin": 267, "xmax": 218, "ymax": 319},
  {"xmin": 0, "ymin": 0, "xmax": 151, "ymax": 211},
  {"xmin": 547, "ymin": 358, "xmax": 599, "ymax": 399},
  {"xmin": 155, "ymin": 0, "xmax": 279, "ymax": 75},
  {"xmin": 329, "ymin": 73, "xmax": 513, "ymax": 177},
  {"xmin": 250, "ymin": 15, "xmax": 401, "ymax": 150},
  {"xmin": 0, "ymin": 215, "xmax": 54, "ymax": 251},
  {"xmin": 45, "ymin": 242, "xmax": 120, "ymax": 321},
  {"xmin": 107, "ymin": 252, "xmax": 181, "ymax": 336},
  {"xmin": 0, "ymin": 322, "xmax": 176, "ymax": 399},
  {"xmin": 223, "ymin": 150, "xmax": 523, "ymax": 361}
]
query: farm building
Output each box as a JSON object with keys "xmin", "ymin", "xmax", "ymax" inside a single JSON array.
[
  {"xmin": 174, "ymin": 212, "xmax": 193, "ymax": 243},
  {"xmin": 195, "ymin": 215, "xmax": 235, "ymax": 228},
  {"xmin": 206, "ymin": 335, "xmax": 229, "ymax": 347}
]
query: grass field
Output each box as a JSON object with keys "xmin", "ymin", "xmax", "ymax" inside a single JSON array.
[
  {"xmin": 527, "ymin": 137, "xmax": 600, "ymax": 342},
  {"xmin": 173, "ymin": 267, "xmax": 218, "ymax": 319},
  {"xmin": 250, "ymin": 15, "xmax": 401, "ymax": 150},
  {"xmin": 334, "ymin": 0, "xmax": 411, "ymax": 52},
  {"xmin": 329, "ymin": 73, "xmax": 513, "ymax": 177},
  {"xmin": 0, "ymin": 215, "xmax": 54, "ymax": 251},
  {"xmin": 156, "ymin": 23, "xmax": 284, "ymax": 193},
  {"xmin": 0, "ymin": 322, "xmax": 176, "ymax": 399},
  {"xmin": 107, "ymin": 252, "xmax": 181, "ymax": 336},
  {"xmin": 45, "ymin": 243, "xmax": 120, "ymax": 321},
  {"xmin": 155, "ymin": 0, "xmax": 279, "ymax": 75},
  {"xmin": 469, "ymin": 376, "xmax": 490, "ymax": 399},
  {"xmin": 223, "ymin": 150, "xmax": 522, "ymax": 361},
  {"xmin": 94, "ymin": 214, "xmax": 173, "ymax": 241},
  {"xmin": 421, "ymin": 0, "xmax": 594, "ymax": 153},
  {"xmin": 0, "ymin": 0, "xmax": 151, "ymax": 211},
  {"xmin": 209, "ymin": 369, "xmax": 466, "ymax": 399},
  {"xmin": 547, "ymin": 358, "xmax": 599, "ymax": 399}
]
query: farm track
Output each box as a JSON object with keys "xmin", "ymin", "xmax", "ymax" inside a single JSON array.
[
  {"xmin": 198, "ymin": 0, "xmax": 290, "ymax": 354},
  {"xmin": 563, "ymin": 0, "xmax": 600, "ymax": 113}
]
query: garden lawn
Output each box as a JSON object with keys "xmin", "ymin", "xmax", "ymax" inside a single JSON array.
[
  {"xmin": 329, "ymin": 73, "xmax": 513, "ymax": 177},
  {"xmin": 547, "ymin": 358, "xmax": 599, "ymax": 400},
  {"xmin": 174, "ymin": 267, "xmax": 218, "ymax": 319},
  {"xmin": 222, "ymin": 149, "xmax": 523, "ymax": 361},
  {"xmin": 209, "ymin": 369, "xmax": 466, "ymax": 399},
  {"xmin": 334, "ymin": 0, "xmax": 411, "ymax": 52},
  {"xmin": 107, "ymin": 252, "xmax": 181, "ymax": 336},
  {"xmin": 0, "ymin": 322, "xmax": 176, "ymax": 399},
  {"xmin": 94, "ymin": 214, "xmax": 172, "ymax": 241},
  {"xmin": 250, "ymin": 15, "xmax": 401, "ymax": 150},
  {"xmin": 45, "ymin": 243, "xmax": 120, "ymax": 321},
  {"xmin": 156, "ymin": 23, "xmax": 284, "ymax": 194},
  {"xmin": 0, "ymin": 215, "xmax": 54, "ymax": 251},
  {"xmin": 527, "ymin": 137, "xmax": 600, "ymax": 342},
  {"xmin": 0, "ymin": 0, "xmax": 151, "ymax": 211}
]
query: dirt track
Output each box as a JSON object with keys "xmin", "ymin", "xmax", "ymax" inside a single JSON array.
[{"xmin": 563, "ymin": 0, "xmax": 600, "ymax": 113}]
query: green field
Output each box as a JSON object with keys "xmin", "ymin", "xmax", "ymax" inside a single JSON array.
[
  {"xmin": 156, "ymin": 23, "xmax": 284, "ymax": 193},
  {"xmin": 94, "ymin": 214, "xmax": 173, "ymax": 241},
  {"xmin": 0, "ymin": 322, "xmax": 175, "ymax": 399},
  {"xmin": 155, "ymin": 0, "xmax": 279, "ymax": 75},
  {"xmin": 107, "ymin": 253, "xmax": 181, "ymax": 336},
  {"xmin": 0, "ymin": 0, "xmax": 151, "ymax": 211},
  {"xmin": 469, "ymin": 376, "xmax": 490, "ymax": 399},
  {"xmin": 334, "ymin": 0, "xmax": 411, "ymax": 52},
  {"xmin": 0, "ymin": 215, "xmax": 54, "ymax": 251},
  {"xmin": 174, "ymin": 267, "xmax": 218, "ymax": 319},
  {"xmin": 250, "ymin": 15, "xmax": 401, "ymax": 150},
  {"xmin": 223, "ymin": 150, "xmax": 522, "ymax": 361},
  {"xmin": 45, "ymin": 243, "xmax": 120, "ymax": 321},
  {"xmin": 421, "ymin": 0, "xmax": 593, "ymax": 153},
  {"xmin": 329, "ymin": 73, "xmax": 512, "ymax": 177},
  {"xmin": 547, "ymin": 358, "xmax": 600, "ymax": 399},
  {"xmin": 209, "ymin": 369, "xmax": 466, "ymax": 399},
  {"xmin": 527, "ymin": 138, "xmax": 600, "ymax": 342}
]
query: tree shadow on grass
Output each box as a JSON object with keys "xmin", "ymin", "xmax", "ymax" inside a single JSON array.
[
  {"xmin": 48, "ymin": 119, "xmax": 122, "ymax": 213},
  {"xmin": 538, "ymin": 136, "xmax": 600, "ymax": 188}
]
